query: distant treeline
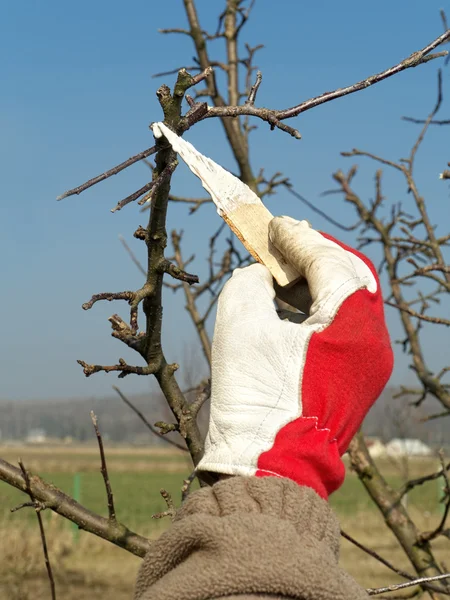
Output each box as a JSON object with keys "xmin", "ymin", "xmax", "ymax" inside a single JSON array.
[{"xmin": 0, "ymin": 387, "xmax": 448, "ymax": 446}]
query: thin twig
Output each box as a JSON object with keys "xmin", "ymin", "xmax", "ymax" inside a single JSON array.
[
  {"xmin": 17, "ymin": 459, "xmax": 56, "ymax": 600},
  {"xmin": 385, "ymin": 300, "xmax": 450, "ymax": 326},
  {"xmin": 111, "ymin": 182, "xmax": 154, "ymax": 213},
  {"xmin": 90, "ymin": 411, "xmax": 116, "ymax": 522},
  {"xmin": 139, "ymin": 159, "xmax": 179, "ymax": 211},
  {"xmin": 420, "ymin": 410, "xmax": 450, "ymax": 422},
  {"xmin": 419, "ymin": 451, "xmax": 450, "ymax": 543},
  {"xmin": 118, "ymin": 235, "xmax": 146, "ymax": 276},
  {"xmin": 57, "ymin": 146, "xmax": 156, "ymax": 201},
  {"xmin": 341, "ymin": 530, "xmax": 416, "ymax": 582},
  {"xmin": 245, "ymin": 70, "xmax": 262, "ymax": 105},
  {"xmin": 367, "ymin": 573, "xmax": 450, "ymax": 596},
  {"xmin": 82, "ymin": 291, "xmax": 135, "ymax": 311},
  {"xmin": 397, "ymin": 459, "xmax": 450, "ymax": 499},
  {"xmin": 283, "ymin": 183, "xmax": 359, "ymax": 231},
  {"xmin": 112, "ymin": 386, "xmax": 188, "ymax": 452}
]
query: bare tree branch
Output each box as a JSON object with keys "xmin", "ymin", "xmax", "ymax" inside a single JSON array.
[
  {"xmin": 57, "ymin": 146, "xmax": 156, "ymax": 201},
  {"xmin": 90, "ymin": 411, "xmax": 117, "ymax": 522},
  {"xmin": 0, "ymin": 458, "xmax": 151, "ymax": 557},
  {"xmin": 348, "ymin": 433, "xmax": 447, "ymax": 590},
  {"xmin": 197, "ymin": 33, "xmax": 450, "ymax": 137},
  {"xmin": 385, "ymin": 300, "xmax": 450, "ymax": 326}
]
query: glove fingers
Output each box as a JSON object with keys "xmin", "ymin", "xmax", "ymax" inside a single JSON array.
[
  {"xmin": 269, "ymin": 217, "xmax": 377, "ymax": 316},
  {"xmin": 217, "ymin": 263, "xmax": 280, "ymax": 325}
]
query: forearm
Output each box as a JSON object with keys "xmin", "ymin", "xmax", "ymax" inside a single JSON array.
[{"xmin": 134, "ymin": 476, "xmax": 368, "ymax": 600}]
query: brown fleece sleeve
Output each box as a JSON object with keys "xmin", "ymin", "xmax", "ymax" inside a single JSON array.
[{"xmin": 134, "ymin": 476, "xmax": 368, "ymax": 600}]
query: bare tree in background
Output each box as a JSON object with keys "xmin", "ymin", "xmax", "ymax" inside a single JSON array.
[{"xmin": 1, "ymin": 1, "xmax": 450, "ymax": 596}]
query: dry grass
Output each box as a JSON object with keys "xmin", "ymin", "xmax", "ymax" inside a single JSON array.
[
  {"xmin": 0, "ymin": 520, "xmax": 141, "ymax": 600},
  {"xmin": 0, "ymin": 444, "xmax": 190, "ymax": 474},
  {"xmin": 1, "ymin": 508, "xmax": 448, "ymax": 599}
]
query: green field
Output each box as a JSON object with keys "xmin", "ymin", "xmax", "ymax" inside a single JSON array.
[{"xmin": 0, "ymin": 445, "xmax": 448, "ymax": 600}]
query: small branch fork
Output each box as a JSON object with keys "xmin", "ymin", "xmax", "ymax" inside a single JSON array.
[{"xmin": 12, "ymin": 460, "xmax": 56, "ymax": 600}]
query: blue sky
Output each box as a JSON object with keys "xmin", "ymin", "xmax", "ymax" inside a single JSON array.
[{"xmin": 1, "ymin": 0, "xmax": 449, "ymax": 400}]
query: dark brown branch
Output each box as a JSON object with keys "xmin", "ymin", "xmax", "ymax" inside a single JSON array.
[
  {"xmin": 111, "ymin": 182, "xmax": 154, "ymax": 213},
  {"xmin": 90, "ymin": 411, "xmax": 116, "ymax": 522},
  {"xmin": 0, "ymin": 458, "xmax": 151, "ymax": 557},
  {"xmin": 82, "ymin": 291, "xmax": 135, "ymax": 311},
  {"xmin": 75, "ymin": 69, "xmax": 206, "ymax": 467},
  {"xmin": 403, "ymin": 116, "xmax": 450, "ymax": 125},
  {"xmin": 160, "ymin": 259, "xmax": 199, "ymax": 284},
  {"xmin": 17, "ymin": 460, "xmax": 56, "ymax": 600},
  {"xmin": 77, "ymin": 358, "xmax": 154, "ymax": 378},
  {"xmin": 341, "ymin": 530, "xmax": 416, "ymax": 581},
  {"xmin": 134, "ymin": 225, "xmax": 147, "ymax": 240},
  {"xmin": 138, "ymin": 159, "xmax": 179, "ymax": 208},
  {"xmin": 183, "ymin": 101, "xmax": 209, "ymax": 127},
  {"xmin": 108, "ymin": 314, "xmax": 145, "ymax": 353},
  {"xmin": 341, "ymin": 530, "xmax": 448, "ymax": 596},
  {"xmin": 112, "ymin": 386, "xmax": 187, "ymax": 452},
  {"xmin": 57, "ymin": 146, "xmax": 156, "ymax": 201}
]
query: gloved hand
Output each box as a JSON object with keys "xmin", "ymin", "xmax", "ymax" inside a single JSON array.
[{"xmin": 197, "ymin": 217, "xmax": 393, "ymax": 498}]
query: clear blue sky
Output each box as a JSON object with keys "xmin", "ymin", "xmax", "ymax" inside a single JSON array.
[{"xmin": 1, "ymin": 0, "xmax": 448, "ymax": 400}]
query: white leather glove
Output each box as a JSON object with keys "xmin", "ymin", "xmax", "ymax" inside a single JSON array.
[{"xmin": 197, "ymin": 217, "xmax": 393, "ymax": 498}]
